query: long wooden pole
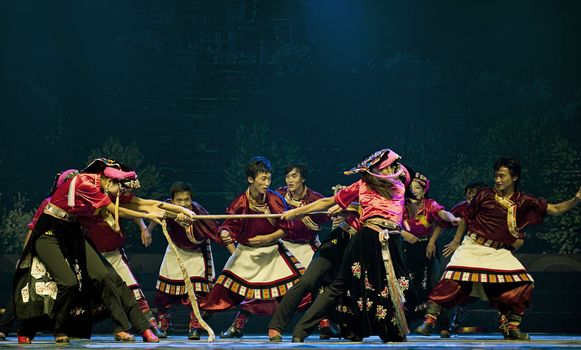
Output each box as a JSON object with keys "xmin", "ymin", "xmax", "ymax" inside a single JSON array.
[{"xmin": 183, "ymin": 211, "xmax": 329, "ymax": 220}]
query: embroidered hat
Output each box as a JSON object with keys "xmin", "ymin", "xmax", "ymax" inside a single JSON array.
[
  {"xmin": 412, "ymin": 172, "xmax": 430, "ymax": 193},
  {"xmin": 344, "ymin": 148, "xmax": 401, "ymax": 175},
  {"xmin": 82, "ymin": 158, "xmax": 140, "ymax": 189}
]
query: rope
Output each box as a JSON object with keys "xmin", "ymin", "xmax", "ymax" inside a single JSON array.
[{"xmin": 160, "ymin": 220, "xmax": 215, "ymax": 342}]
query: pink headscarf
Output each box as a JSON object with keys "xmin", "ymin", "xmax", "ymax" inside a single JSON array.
[{"xmin": 103, "ymin": 166, "xmax": 137, "ymax": 180}]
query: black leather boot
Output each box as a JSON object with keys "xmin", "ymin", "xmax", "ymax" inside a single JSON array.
[{"xmin": 500, "ymin": 312, "xmax": 530, "ymax": 341}]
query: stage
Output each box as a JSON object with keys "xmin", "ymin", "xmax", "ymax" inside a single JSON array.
[{"xmin": 1, "ymin": 334, "xmax": 580, "ymax": 349}]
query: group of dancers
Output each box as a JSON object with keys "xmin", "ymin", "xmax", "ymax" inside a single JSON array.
[{"xmin": 0, "ymin": 148, "xmax": 579, "ymax": 344}]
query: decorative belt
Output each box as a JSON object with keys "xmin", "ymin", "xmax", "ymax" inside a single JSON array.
[
  {"xmin": 364, "ymin": 218, "xmax": 400, "ymax": 230},
  {"xmin": 467, "ymin": 232, "xmax": 509, "ymax": 250},
  {"xmin": 43, "ymin": 203, "xmax": 74, "ymax": 222},
  {"xmin": 415, "ymin": 235, "xmax": 431, "ymax": 242}
]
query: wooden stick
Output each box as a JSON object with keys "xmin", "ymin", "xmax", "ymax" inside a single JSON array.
[
  {"xmin": 160, "ymin": 221, "xmax": 216, "ymax": 342},
  {"xmin": 184, "ymin": 211, "xmax": 329, "ymax": 220}
]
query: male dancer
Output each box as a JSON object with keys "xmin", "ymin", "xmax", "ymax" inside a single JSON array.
[
  {"xmin": 201, "ymin": 157, "xmax": 303, "ymax": 338},
  {"xmin": 149, "ymin": 181, "xmax": 222, "ymax": 340},
  {"xmin": 275, "ymin": 165, "xmax": 338, "ymax": 338},
  {"xmin": 416, "ymin": 157, "xmax": 581, "ymax": 340}
]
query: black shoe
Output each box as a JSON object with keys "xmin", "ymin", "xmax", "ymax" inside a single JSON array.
[
  {"xmin": 292, "ymin": 336, "xmax": 304, "ymax": 342},
  {"xmin": 188, "ymin": 328, "xmax": 200, "ymax": 340},
  {"xmin": 415, "ymin": 322, "xmax": 433, "ymax": 336},
  {"xmin": 319, "ymin": 323, "xmax": 341, "ymax": 340},
  {"xmin": 504, "ymin": 329, "xmax": 530, "ymax": 341},
  {"xmin": 220, "ymin": 325, "xmax": 243, "ymax": 339},
  {"xmin": 55, "ymin": 335, "xmax": 71, "ymax": 344},
  {"xmin": 148, "ymin": 318, "xmax": 167, "ymax": 339}
]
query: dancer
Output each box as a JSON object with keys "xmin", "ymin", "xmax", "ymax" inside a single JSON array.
[
  {"xmin": 0, "ymin": 170, "xmax": 78, "ymax": 343},
  {"xmin": 268, "ymin": 184, "xmax": 359, "ymax": 342},
  {"xmin": 149, "ymin": 181, "xmax": 221, "ymax": 340},
  {"xmin": 200, "ymin": 156, "xmax": 303, "ymax": 338},
  {"xmin": 415, "ymin": 157, "xmax": 581, "ymax": 340},
  {"xmin": 82, "ymin": 195, "xmax": 166, "ymax": 338},
  {"xmin": 273, "ymin": 164, "xmax": 340, "ymax": 339},
  {"xmin": 438, "ymin": 181, "xmax": 488, "ymax": 336},
  {"xmin": 282, "ymin": 148, "xmax": 416, "ymax": 343},
  {"xmin": 441, "ymin": 181, "xmax": 489, "ymax": 258},
  {"xmin": 401, "ymin": 172, "xmax": 459, "ymax": 323},
  {"xmin": 12, "ymin": 159, "xmax": 172, "ymax": 344}
]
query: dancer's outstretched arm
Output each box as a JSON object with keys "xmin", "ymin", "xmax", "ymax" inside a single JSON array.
[
  {"xmin": 282, "ymin": 196, "xmax": 336, "ymax": 220},
  {"xmin": 133, "ymin": 197, "xmax": 196, "ymax": 216},
  {"xmin": 546, "ymin": 186, "xmax": 581, "ymax": 216},
  {"xmin": 437, "ymin": 210, "xmax": 461, "ymax": 225}
]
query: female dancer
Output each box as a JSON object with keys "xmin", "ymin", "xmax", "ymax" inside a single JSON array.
[{"xmin": 282, "ymin": 148, "xmax": 416, "ymax": 342}]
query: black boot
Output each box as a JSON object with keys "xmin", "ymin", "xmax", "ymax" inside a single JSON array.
[
  {"xmin": 220, "ymin": 313, "xmax": 246, "ymax": 339},
  {"xmin": 220, "ymin": 324, "xmax": 243, "ymax": 339},
  {"xmin": 318, "ymin": 319, "xmax": 341, "ymax": 339},
  {"xmin": 501, "ymin": 312, "xmax": 530, "ymax": 341},
  {"xmin": 415, "ymin": 301, "xmax": 441, "ymax": 336},
  {"xmin": 188, "ymin": 328, "xmax": 201, "ymax": 340}
]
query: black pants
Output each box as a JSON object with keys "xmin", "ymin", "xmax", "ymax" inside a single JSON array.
[
  {"xmin": 34, "ymin": 234, "xmax": 138, "ymax": 335},
  {"xmin": 291, "ymin": 255, "xmax": 348, "ymax": 339},
  {"xmin": 268, "ymin": 228, "xmax": 349, "ymax": 333},
  {"xmin": 101, "ymin": 256, "xmax": 150, "ymax": 333}
]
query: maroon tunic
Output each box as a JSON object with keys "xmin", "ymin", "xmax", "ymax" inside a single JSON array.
[
  {"xmin": 276, "ymin": 186, "xmax": 329, "ymax": 242},
  {"xmin": 403, "ymin": 198, "xmax": 445, "ymax": 238},
  {"xmin": 219, "ymin": 190, "xmax": 290, "ymax": 244},
  {"xmin": 450, "ymin": 201, "xmax": 469, "ymax": 218},
  {"xmin": 465, "ymin": 188, "xmax": 547, "ymax": 244},
  {"xmin": 80, "ymin": 193, "xmax": 133, "ymax": 252},
  {"xmin": 50, "ymin": 174, "xmax": 111, "ymax": 217},
  {"xmin": 165, "ymin": 200, "xmax": 221, "ymax": 250}
]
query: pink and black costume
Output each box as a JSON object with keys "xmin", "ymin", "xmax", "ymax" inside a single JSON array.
[
  {"xmin": 291, "ymin": 149, "xmax": 417, "ymax": 342},
  {"xmin": 13, "ymin": 161, "xmax": 150, "ymax": 340},
  {"xmin": 402, "ymin": 174, "xmax": 447, "ymax": 318}
]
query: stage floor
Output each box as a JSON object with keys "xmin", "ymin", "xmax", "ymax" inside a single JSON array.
[{"xmin": 1, "ymin": 334, "xmax": 581, "ymax": 349}]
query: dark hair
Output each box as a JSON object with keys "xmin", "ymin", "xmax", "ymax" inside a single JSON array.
[
  {"xmin": 285, "ymin": 164, "xmax": 308, "ymax": 180},
  {"xmin": 170, "ymin": 181, "xmax": 193, "ymax": 199},
  {"xmin": 361, "ymin": 156, "xmax": 410, "ymax": 200},
  {"xmin": 464, "ymin": 181, "xmax": 488, "ymax": 194},
  {"xmin": 493, "ymin": 157, "xmax": 521, "ymax": 189},
  {"xmin": 362, "ymin": 172, "xmax": 394, "ymax": 199},
  {"xmin": 246, "ymin": 156, "xmax": 272, "ymax": 180}
]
